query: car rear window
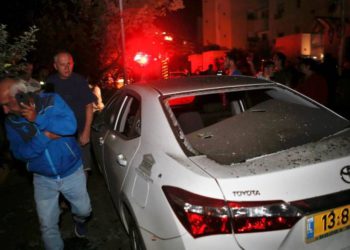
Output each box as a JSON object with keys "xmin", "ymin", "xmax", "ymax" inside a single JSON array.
[{"xmin": 165, "ymin": 87, "xmax": 349, "ymax": 164}]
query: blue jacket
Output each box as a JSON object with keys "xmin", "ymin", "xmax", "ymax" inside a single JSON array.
[{"xmin": 5, "ymin": 93, "xmax": 82, "ymax": 178}]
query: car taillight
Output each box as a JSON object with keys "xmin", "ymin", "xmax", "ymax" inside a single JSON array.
[
  {"xmin": 228, "ymin": 201, "xmax": 303, "ymax": 233},
  {"xmin": 163, "ymin": 186, "xmax": 304, "ymax": 238},
  {"xmin": 162, "ymin": 186, "xmax": 231, "ymax": 238}
]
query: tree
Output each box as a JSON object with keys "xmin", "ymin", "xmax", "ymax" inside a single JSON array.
[
  {"xmin": 95, "ymin": 0, "xmax": 185, "ymax": 78},
  {"xmin": 33, "ymin": 0, "xmax": 100, "ymax": 78},
  {"xmin": 0, "ymin": 0, "xmax": 184, "ymax": 80},
  {"xmin": 30, "ymin": 0, "xmax": 184, "ymax": 80},
  {"xmin": 0, "ymin": 24, "xmax": 38, "ymax": 78}
]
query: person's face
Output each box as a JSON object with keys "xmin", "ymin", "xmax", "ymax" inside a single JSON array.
[
  {"xmin": 54, "ymin": 53, "xmax": 74, "ymax": 79},
  {"xmin": 224, "ymin": 57, "xmax": 233, "ymax": 69},
  {"xmin": 0, "ymin": 80, "xmax": 21, "ymax": 115},
  {"xmin": 273, "ymin": 55, "xmax": 281, "ymax": 68},
  {"xmin": 25, "ymin": 63, "xmax": 33, "ymax": 74},
  {"xmin": 264, "ymin": 65, "xmax": 274, "ymax": 76}
]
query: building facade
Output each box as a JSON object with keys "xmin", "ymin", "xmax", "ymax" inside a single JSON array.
[{"xmin": 202, "ymin": 0, "xmax": 350, "ymax": 59}]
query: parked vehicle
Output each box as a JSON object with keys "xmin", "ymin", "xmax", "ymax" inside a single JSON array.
[{"xmin": 91, "ymin": 75, "xmax": 350, "ymax": 250}]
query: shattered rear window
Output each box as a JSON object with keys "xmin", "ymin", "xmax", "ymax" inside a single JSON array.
[{"xmin": 165, "ymin": 87, "xmax": 349, "ymax": 165}]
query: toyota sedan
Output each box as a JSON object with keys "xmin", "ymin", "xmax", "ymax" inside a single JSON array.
[{"xmin": 91, "ymin": 76, "xmax": 350, "ymax": 250}]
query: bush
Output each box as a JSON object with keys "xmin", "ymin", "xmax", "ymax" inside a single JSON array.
[{"xmin": 0, "ymin": 24, "xmax": 38, "ymax": 78}]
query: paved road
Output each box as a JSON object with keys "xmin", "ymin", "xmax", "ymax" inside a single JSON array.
[{"xmin": 0, "ymin": 162, "xmax": 130, "ymax": 250}]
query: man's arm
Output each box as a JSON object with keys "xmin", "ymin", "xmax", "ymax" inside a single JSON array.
[
  {"xmin": 79, "ymin": 103, "xmax": 93, "ymax": 145},
  {"xmin": 34, "ymin": 94, "xmax": 77, "ymax": 135},
  {"xmin": 6, "ymin": 126, "xmax": 61, "ymax": 161},
  {"xmin": 6, "ymin": 94, "xmax": 77, "ymax": 161},
  {"xmin": 5, "ymin": 123, "xmax": 51, "ymax": 161}
]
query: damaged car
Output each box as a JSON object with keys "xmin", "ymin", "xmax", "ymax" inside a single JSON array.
[{"xmin": 91, "ymin": 75, "xmax": 350, "ymax": 250}]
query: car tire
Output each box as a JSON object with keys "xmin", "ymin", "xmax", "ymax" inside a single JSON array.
[{"xmin": 125, "ymin": 209, "xmax": 146, "ymax": 250}]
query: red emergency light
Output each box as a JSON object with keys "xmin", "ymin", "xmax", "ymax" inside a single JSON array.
[
  {"xmin": 134, "ymin": 52, "xmax": 150, "ymax": 66},
  {"xmin": 164, "ymin": 35, "xmax": 173, "ymax": 41}
]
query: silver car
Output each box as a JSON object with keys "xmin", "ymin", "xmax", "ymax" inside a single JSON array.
[{"xmin": 91, "ymin": 76, "xmax": 350, "ymax": 250}]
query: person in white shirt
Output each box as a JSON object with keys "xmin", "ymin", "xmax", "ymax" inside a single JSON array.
[{"xmin": 89, "ymin": 83, "xmax": 104, "ymax": 113}]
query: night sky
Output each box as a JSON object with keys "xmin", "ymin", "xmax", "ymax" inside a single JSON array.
[
  {"xmin": 0, "ymin": 0, "xmax": 202, "ymax": 75},
  {"xmin": 0, "ymin": 0, "xmax": 40, "ymax": 34},
  {"xmin": 0, "ymin": 0, "xmax": 202, "ymax": 41}
]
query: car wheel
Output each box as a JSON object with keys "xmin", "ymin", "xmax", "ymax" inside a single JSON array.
[{"xmin": 125, "ymin": 209, "xmax": 146, "ymax": 250}]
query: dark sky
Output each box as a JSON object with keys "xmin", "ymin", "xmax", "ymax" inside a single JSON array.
[
  {"xmin": 0, "ymin": 0, "xmax": 202, "ymax": 38},
  {"xmin": 0, "ymin": 0, "xmax": 202, "ymax": 66},
  {"xmin": 0, "ymin": 0, "xmax": 38, "ymax": 34}
]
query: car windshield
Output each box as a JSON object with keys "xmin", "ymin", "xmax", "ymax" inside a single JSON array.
[{"xmin": 164, "ymin": 87, "xmax": 349, "ymax": 165}]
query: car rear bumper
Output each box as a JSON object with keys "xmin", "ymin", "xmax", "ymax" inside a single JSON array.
[{"xmin": 140, "ymin": 228, "xmax": 241, "ymax": 250}]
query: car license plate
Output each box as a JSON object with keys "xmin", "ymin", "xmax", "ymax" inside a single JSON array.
[{"xmin": 306, "ymin": 205, "xmax": 350, "ymax": 242}]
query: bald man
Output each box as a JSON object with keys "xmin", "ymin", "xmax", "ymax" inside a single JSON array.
[{"xmin": 46, "ymin": 51, "xmax": 96, "ymax": 175}]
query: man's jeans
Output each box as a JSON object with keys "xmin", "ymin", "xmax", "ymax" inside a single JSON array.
[{"xmin": 33, "ymin": 166, "xmax": 91, "ymax": 250}]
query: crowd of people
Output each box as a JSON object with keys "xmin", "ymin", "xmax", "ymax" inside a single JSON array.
[
  {"xmin": 0, "ymin": 48, "xmax": 350, "ymax": 250},
  {"xmin": 195, "ymin": 49, "xmax": 350, "ymax": 118}
]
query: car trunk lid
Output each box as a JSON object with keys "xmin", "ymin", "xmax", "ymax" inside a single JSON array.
[{"xmin": 189, "ymin": 129, "xmax": 350, "ymax": 248}]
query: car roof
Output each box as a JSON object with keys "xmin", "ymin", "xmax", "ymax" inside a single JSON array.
[{"xmin": 130, "ymin": 75, "xmax": 274, "ymax": 96}]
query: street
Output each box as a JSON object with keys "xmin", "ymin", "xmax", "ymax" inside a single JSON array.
[{"xmin": 0, "ymin": 161, "xmax": 130, "ymax": 250}]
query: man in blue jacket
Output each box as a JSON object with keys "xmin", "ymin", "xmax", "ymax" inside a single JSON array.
[{"xmin": 0, "ymin": 77, "xmax": 92, "ymax": 250}]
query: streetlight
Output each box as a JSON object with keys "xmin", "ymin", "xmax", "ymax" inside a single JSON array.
[
  {"xmin": 338, "ymin": 0, "xmax": 345, "ymax": 75},
  {"xmin": 118, "ymin": 0, "xmax": 128, "ymax": 84}
]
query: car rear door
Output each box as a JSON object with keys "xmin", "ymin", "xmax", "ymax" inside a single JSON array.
[{"xmin": 102, "ymin": 93, "xmax": 141, "ymax": 203}]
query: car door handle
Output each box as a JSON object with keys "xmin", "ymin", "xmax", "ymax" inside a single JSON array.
[
  {"xmin": 98, "ymin": 137, "xmax": 104, "ymax": 146},
  {"xmin": 116, "ymin": 154, "xmax": 127, "ymax": 167}
]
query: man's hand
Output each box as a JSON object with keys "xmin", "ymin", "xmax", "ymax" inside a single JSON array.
[
  {"xmin": 44, "ymin": 131, "xmax": 61, "ymax": 140},
  {"xmin": 20, "ymin": 102, "xmax": 37, "ymax": 122},
  {"xmin": 79, "ymin": 103, "xmax": 93, "ymax": 146},
  {"xmin": 79, "ymin": 130, "xmax": 90, "ymax": 146}
]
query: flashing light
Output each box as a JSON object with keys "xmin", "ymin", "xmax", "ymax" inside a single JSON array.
[
  {"xmin": 164, "ymin": 35, "xmax": 173, "ymax": 41},
  {"xmin": 134, "ymin": 52, "xmax": 150, "ymax": 66}
]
